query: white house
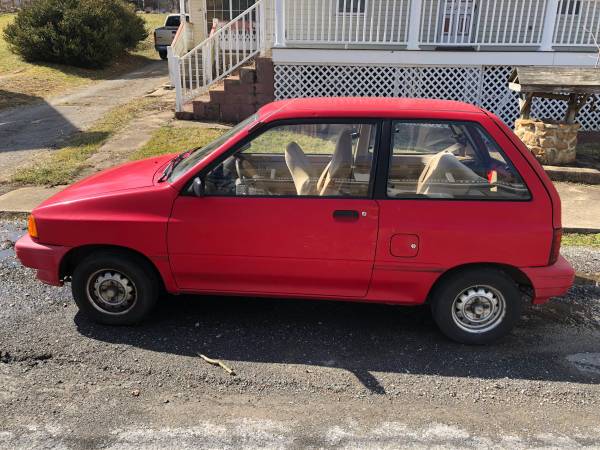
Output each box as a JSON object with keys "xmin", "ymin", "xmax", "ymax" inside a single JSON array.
[{"xmin": 168, "ymin": 0, "xmax": 600, "ymax": 129}]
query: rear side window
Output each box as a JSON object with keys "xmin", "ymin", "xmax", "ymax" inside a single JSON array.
[
  {"xmin": 387, "ymin": 121, "xmax": 530, "ymax": 200},
  {"xmin": 165, "ymin": 16, "xmax": 181, "ymax": 27}
]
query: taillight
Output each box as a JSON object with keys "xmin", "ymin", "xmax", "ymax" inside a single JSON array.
[{"xmin": 549, "ymin": 228, "xmax": 562, "ymax": 265}]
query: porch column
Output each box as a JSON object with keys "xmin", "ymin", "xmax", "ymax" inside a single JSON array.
[
  {"xmin": 189, "ymin": 0, "xmax": 207, "ymax": 43},
  {"xmin": 179, "ymin": 0, "xmax": 185, "ymax": 16},
  {"xmin": 274, "ymin": 0, "xmax": 286, "ymax": 47},
  {"xmin": 540, "ymin": 0, "xmax": 560, "ymax": 51},
  {"xmin": 406, "ymin": 0, "xmax": 423, "ymax": 50}
]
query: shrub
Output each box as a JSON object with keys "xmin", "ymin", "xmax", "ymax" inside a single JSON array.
[{"xmin": 4, "ymin": 0, "xmax": 148, "ymax": 68}]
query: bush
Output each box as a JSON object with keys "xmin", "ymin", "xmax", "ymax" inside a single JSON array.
[{"xmin": 4, "ymin": 0, "xmax": 148, "ymax": 68}]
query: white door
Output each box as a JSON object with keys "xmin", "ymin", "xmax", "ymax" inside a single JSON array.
[{"xmin": 440, "ymin": 0, "xmax": 475, "ymax": 44}]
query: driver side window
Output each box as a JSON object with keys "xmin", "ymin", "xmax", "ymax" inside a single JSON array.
[{"xmin": 204, "ymin": 122, "xmax": 376, "ymax": 197}]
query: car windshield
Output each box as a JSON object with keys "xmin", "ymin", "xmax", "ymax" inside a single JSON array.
[{"xmin": 168, "ymin": 114, "xmax": 258, "ymax": 182}]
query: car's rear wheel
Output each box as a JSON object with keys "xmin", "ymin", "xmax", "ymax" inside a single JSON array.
[
  {"xmin": 71, "ymin": 251, "xmax": 159, "ymax": 325},
  {"xmin": 159, "ymin": 50, "xmax": 168, "ymax": 60},
  {"xmin": 430, "ymin": 268, "xmax": 522, "ymax": 345}
]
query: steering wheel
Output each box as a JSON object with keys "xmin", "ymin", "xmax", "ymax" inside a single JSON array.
[
  {"xmin": 233, "ymin": 153, "xmax": 249, "ymax": 180},
  {"xmin": 234, "ymin": 153, "xmax": 261, "ymax": 181}
]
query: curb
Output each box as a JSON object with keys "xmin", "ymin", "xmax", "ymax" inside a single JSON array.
[
  {"xmin": 544, "ymin": 165, "xmax": 600, "ymax": 185},
  {"xmin": 564, "ymin": 227, "xmax": 600, "ymax": 234},
  {"xmin": 574, "ymin": 273, "xmax": 600, "ymax": 287}
]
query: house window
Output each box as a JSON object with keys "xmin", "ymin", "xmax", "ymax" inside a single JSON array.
[
  {"xmin": 560, "ymin": 0, "xmax": 581, "ymax": 15},
  {"xmin": 206, "ymin": 0, "xmax": 255, "ymax": 23},
  {"xmin": 338, "ymin": 0, "xmax": 366, "ymax": 14}
]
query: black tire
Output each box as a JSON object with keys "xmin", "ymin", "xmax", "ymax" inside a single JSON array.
[
  {"xmin": 71, "ymin": 251, "xmax": 159, "ymax": 325},
  {"xmin": 430, "ymin": 268, "xmax": 522, "ymax": 345},
  {"xmin": 159, "ymin": 50, "xmax": 168, "ymax": 60}
]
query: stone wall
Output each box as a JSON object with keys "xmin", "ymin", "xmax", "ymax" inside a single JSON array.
[{"xmin": 514, "ymin": 118, "xmax": 579, "ymax": 165}]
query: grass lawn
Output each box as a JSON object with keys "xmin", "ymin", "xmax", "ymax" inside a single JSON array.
[
  {"xmin": 130, "ymin": 125, "xmax": 227, "ymax": 161},
  {"xmin": 129, "ymin": 125, "xmax": 340, "ymax": 162},
  {"xmin": 562, "ymin": 233, "xmax": 600, "ymax": 248},
  {"xmin": 0, "ymin": 13, "xmax": 167, "ymax": 110},
  {"xmin": 11, "ymin": 96, "xmax": 163, "ymax": 186}
]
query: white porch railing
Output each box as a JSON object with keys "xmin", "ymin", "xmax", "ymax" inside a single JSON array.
[
  {"xmin": 284, "ymin": 0, "xmax": 412, "ymax": 45},
  {"xmin": 170, "ymin": 21, "xmax": 188, "ymax": 56},
  {"xmin": 419, "ymin": 0, "xmax": 548, "ymax": 46},
  {"xmin": 170, "ymin": 0, "xmax": 270, "ymax": 111},
  {"xmin": 276, "ymin": 0, "xmax": 600, "ymax": 48},
  {"xmin": 553, "ymin": 0, "xmax": 600, "ymax": 46}
]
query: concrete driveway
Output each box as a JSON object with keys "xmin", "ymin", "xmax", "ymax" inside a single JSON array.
[{"xmin": 0, "ymin": 61, "xmax": 169, "ymax": 181}]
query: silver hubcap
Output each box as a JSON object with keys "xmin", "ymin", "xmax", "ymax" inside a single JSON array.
[
  {"xmin": 451, "ymin": 285, "xmax": 506, "ymax": 334},
  {"xmin": 87, "ymin": 270, "xmax": 137, "ymax": 315}
]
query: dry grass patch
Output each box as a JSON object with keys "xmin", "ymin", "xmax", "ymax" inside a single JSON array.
[
  {"xmin": 563, "ymin": 233, "xmax": 600, "ymax": 248},
  {"xmin": 130, "ymin": 125, "xmax": 227, "ymax": 161},
  {"xmin": 11, "ymin": 97, "xmax": 162, "ymax": 186},
  {"xmin": 0, "ymin": 13, "xmax": 166, "ymax": 110}
]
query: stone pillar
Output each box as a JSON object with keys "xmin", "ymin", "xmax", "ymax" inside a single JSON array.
[{"xmin": 514, "ymin": 118, "xmax": 579, "ymax": 165}]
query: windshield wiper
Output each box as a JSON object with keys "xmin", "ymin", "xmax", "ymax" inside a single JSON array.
[{"xmin": 158, "ymin": 150, "xmax": 190, "ymax": 182}]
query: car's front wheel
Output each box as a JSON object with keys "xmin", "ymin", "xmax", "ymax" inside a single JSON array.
[
  {"xmin": 71, "ymin": 251, "xmax": 159, "ymax": 325},
  {"xmin": 430, "ymin": 268, "xmax": 522, "ymax": 345}
]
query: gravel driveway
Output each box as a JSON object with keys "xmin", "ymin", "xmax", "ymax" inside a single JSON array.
[{"xmin": 1, "ymin": 219, "xmax": 600, "ymax": 449}]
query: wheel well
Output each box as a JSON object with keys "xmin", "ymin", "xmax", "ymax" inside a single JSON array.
[
  {"xmin": 59, "ymin": 245, "xmax": 165, "ymax": 290},
  {"xmin": 427, "ymin": 263, "xmax": 533, "ymax": 303}
]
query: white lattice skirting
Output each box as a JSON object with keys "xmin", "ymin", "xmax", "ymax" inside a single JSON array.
[{"xmin": 274, "ymin": 64, "xmax": 600, "ymax": 131}]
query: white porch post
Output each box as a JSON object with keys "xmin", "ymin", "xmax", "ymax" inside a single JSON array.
[
  {"xmin": 259, "ymin": 0, "xmax": 267, "ymax": 54},
  {"xmin": 540, "ymin": 0, "xmax": 560, "ymax": 51},
  {"xmin": 179, "ymin": 0, "xmax": 185, "ymax": 17},
  {"xmin": 168, "ymin": 46, "xmax": 184, "ymax": 112},
  {"xmin": 406, "ymin": 0, "xmax": 423, "ymax": 50},
  {"xmin": 274, "ymin": 0, "xmax": 286, "ymax": 47}
]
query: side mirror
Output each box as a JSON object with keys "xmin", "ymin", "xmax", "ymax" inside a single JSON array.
[{"xmin": 192, "ymin": 177, "xmax": 205, "ymax": 197}]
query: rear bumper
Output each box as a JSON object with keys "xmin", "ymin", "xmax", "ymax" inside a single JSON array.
[
  {"xmin": 15, "ymin": 234, "xmax": 70, "ymax": 286},
  {"xmin": 522, "ymin": 256, "xmax": 575, "ymax": 304}
]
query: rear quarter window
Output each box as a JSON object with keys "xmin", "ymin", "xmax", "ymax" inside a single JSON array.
[{"xmin": 387, "ymin": 120, "xmax": 531, "ymax": 201}]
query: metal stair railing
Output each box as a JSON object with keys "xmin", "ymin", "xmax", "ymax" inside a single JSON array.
[{"xmin": 169, "ymin": 0, "xmax": 270, "ymax": 112}]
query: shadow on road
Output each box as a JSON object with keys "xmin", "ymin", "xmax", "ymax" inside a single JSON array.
[
  {"xmin": 74, "ymin": 293, "xmax": 600, "ymax": 394},
  {"xmin": 0, "ymin": 91, "xmax": 80, "ymax": 153}
]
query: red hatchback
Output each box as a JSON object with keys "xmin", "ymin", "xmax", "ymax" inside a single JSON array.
[{"xmin": 16, "ymin": 98, "xmax": 574, "ymax": 344}]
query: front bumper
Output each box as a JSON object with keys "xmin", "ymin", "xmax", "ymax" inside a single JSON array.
[
  {"xmin": 522, "ymin": 256, "xmax": 575, "ymax": 304},
  {"xmin": 15, "ymin": 234, "xmax": 70, "ymax": 286}
]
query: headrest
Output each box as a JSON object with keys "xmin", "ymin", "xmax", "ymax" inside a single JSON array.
[{"xmin": 329, "ymin": 130, "xmax": 353, "ymax": 179}]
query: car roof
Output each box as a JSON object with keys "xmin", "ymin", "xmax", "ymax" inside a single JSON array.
[{"xmin": 258, "ymin": 97, "xmax": 484, "ymax": 122}]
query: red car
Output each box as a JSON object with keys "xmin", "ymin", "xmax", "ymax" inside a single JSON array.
[{"xmin": 16, "ymin": 98, "xmax": 574, "ymax": 344}]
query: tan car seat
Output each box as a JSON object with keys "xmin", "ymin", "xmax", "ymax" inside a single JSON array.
[
  {"xmin": 416, "ymin": 146, "xmax": 487, "ymax": 197},
  {"xmin": 285, "ymin": 141, "xmax": 315, "ymax": 195},
  {"xmin": 317, "ymin": 130, "xmax": 353, "ymax": 196}
]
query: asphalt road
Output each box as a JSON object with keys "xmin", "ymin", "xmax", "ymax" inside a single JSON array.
[
  {"xmin": 0, "ymin": 61, "xmax": 169, "ymax": 182},
  {"xmin": 1, "ymin": 218, "xmax": 600, "ymax": 449}
]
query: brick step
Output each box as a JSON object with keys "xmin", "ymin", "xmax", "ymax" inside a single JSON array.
[{"xmin": 188, "ymin": 57, "xmax": 275, "ymax": 123}]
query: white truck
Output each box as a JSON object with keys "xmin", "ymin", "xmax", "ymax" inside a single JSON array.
[{"xmin": 154, "ymin": 14, "xmax": 189, "ymax": 60}]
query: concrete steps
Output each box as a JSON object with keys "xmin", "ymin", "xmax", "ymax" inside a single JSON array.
[{"xmin": 190, "ymin": 57, "xmax": 275, "ymax": 123}]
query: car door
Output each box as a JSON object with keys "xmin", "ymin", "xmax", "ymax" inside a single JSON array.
[
  {"xmin": 369, "ymin": 118, "xmax": 552, "ymax": 303},
  {"xmin": 168, "ymin": 119, "xmax": 381, "ymax": 298}
]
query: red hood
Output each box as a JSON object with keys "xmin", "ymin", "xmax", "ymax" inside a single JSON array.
[{"xmin": 37, "ymin": 154, "xmax": 174, "ymax": 209}]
